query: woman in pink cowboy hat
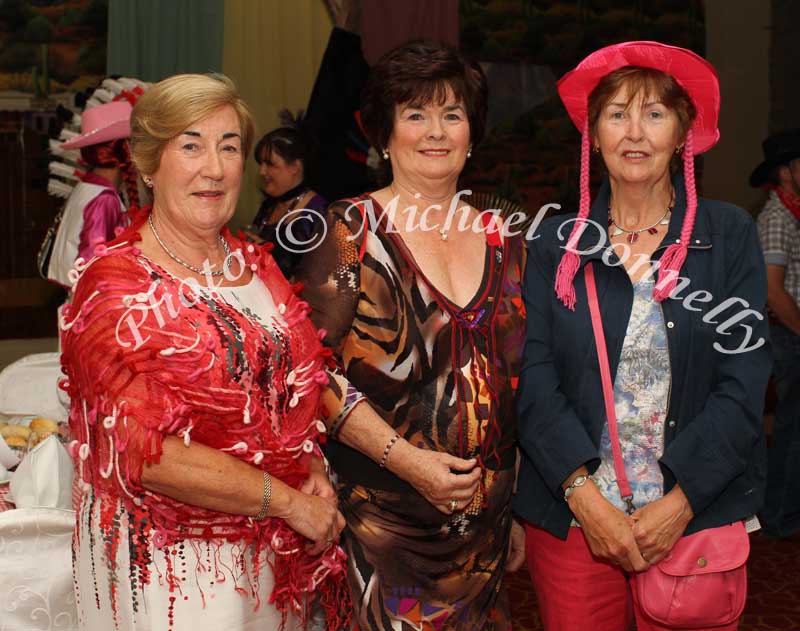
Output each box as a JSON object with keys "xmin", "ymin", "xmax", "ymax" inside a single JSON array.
[
  {"xmin": 48, "ymin": 100, "xmax": 140, "ymax": 288},
  {"xmin": 514, "ymin": 41, "xmax": 770, "ymax": 630}
]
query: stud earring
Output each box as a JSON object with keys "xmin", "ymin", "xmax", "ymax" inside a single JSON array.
[
  {"xmin": 467, "ymin": 146, "xmax": 472, "ymax": 158},
  {"xmin": 381, "ymin": 149, "xmax": 389, "ymax": 160},
  {"xmin": 143, "ymin": 177, "xmax": 153, "ymax": 188}
]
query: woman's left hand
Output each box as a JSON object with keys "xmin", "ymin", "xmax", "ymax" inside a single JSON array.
[
  {"xmin": 299, "ymin": 456, "xmax": 336, "ymax": 499},
  {"xmin": 631, "ymin": 485, "xmax": 694, "ymax": 566},
  {"xmin": 506, "ymin": 519, "xmax": 526, "ymax": 573}
]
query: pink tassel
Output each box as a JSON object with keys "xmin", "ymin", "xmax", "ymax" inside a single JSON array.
[
  {"xmin": 555, "ymin": 121, "xmax": 593, "ymax": 310},
  {"xmin": 653, "ymin": 130, "xmax": 697, "ymax": 302},
  {"xmin": 555, "ymin": 250, "xmax": 581, "ymax": 310},
  {"xmin": 653, "ymin": 243, "xmax": 687, "ymax": 300}
]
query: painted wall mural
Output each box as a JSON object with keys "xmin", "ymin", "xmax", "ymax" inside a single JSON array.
[{"xmin": 0, "ymin": 0, "xmax": 107, "ymax": 102}]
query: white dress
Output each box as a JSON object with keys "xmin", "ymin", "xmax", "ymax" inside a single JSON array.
[{"xmin": 74, "ymin": 276, "xmax": 302, "ymax": 631}]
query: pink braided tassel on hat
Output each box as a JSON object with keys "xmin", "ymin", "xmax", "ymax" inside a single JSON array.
[
  {"xmin": 653, "ymin": 129, "xmax": 697, "ymax": 301},
  {"xmin": 555, "ymin": 120, "xmax": 593, "ymax": 310}
]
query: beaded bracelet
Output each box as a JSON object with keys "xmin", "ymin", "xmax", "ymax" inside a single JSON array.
[
  {"xmin": 379, "ymin": 433, "xmax": 401, "ymax": 469},
  {"xmin": 254, "ymin": 472, "xmax": 272, "ymax": 521}
]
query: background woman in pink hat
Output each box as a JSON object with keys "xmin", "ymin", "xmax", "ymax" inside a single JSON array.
[
  {"xmin": 47, "ymin": 100, "xmax": 140, "ymax": 288},
  {"xmin": 514, "ymin": 41, "xmax": 770, "ymax": 630}
]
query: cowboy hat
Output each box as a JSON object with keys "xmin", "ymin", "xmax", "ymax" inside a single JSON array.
[
  {"xmin": 749, "ymin": 129, "xmax": 800, "ymax": 187},
  {"xmin": 553, "ymin": 41, "xmax": 720, "ymax": 310},
  {"xmin": 60, "ymin": 100, "xmax": 132, "ymax": 150},
  {"xmin": 557, "ymin": 40, "xmax": 720, "ymax": 154}
]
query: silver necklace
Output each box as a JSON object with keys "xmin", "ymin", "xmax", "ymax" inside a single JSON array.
[
  {"xmin": 608, "ymin": 191, "xmax": 674, "ymax": 244},
  {"xmin": 148, "ymin": 213, "xmax": 231, "ymax": 277},
  {"xmin": 390, "ymin": 184, "xmax": 454, "ymax": 240},
  {"xmin": 608, "ymin": 208, "xmax": 671, "ymax": 243}
]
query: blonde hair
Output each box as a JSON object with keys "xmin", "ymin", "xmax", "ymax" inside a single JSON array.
[{"xmin": 130, "ymin": 73, "xmax": 255, "ymax": 176}]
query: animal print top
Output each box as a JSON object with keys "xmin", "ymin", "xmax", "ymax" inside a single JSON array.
[
  {"xmin": 298, "ymin": 195, "xmax": 526, "ymax": 630},
  {"xmin": 302, "ymin": 197, "xmax": 525, "ymax": 493}
]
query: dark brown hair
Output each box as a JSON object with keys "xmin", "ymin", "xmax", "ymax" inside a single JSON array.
[
  {"xmin": 587, "ymin": 66, "xmax": 697, "ymax": 144},
  {"xmin": 255, "ymin": 127, "xmax": 312, "ymax": 170},
  {"xmin": 80, "ymin": 138, "xmax": 139, "ymax": 210},
  {"xmin": 360, "ymin": 40, "xmax": 488, "ymax": 152}
]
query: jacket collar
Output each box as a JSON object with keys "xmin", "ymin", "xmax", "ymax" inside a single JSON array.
[
  {"xmin": 81, "ymin": 171, "xmax": 116, "ymax": 190},
  {"xmin": 573, "ymin": 173, "xmax": 712, "ymax": 265}
]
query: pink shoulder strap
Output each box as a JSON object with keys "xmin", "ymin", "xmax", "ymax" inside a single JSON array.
[{"xmin": 584, "ymin": 263, "xmax": 635, "ymax": 514}]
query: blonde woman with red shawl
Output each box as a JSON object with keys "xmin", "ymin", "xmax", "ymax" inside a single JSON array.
[{"xmin": 61, "ymin": 74, "xmax": 348, "ymax": 631}]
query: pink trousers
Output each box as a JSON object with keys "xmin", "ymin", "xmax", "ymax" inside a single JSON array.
[{"xmin": 524, "ymin": 523, "xmax": 739, "ymax": 631}]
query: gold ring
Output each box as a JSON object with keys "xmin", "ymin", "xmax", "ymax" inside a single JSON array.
[{"xmin": 448, "ymin": 499, "xmax": 458, "ymax": 511}]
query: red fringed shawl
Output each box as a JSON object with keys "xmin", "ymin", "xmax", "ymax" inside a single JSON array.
[{"xmin": 60, "ymin": 211, "xmax": 349, "ymax": 630}]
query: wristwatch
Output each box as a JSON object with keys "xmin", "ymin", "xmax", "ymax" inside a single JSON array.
[{"xmin": 563, "ymin": 474, "xmax": 590, "ymax": 501}]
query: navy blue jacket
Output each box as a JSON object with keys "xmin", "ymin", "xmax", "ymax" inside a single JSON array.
[{"xmin": 513, "ymin": 175, "xmax": 771, "ymax": 539}]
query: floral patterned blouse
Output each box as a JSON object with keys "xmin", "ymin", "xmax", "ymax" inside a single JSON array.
[{"xmin": 592, "ymin": 276, "xmax": 670, "ymax": 512}]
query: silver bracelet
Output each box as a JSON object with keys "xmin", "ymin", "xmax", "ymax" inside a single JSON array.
[
  {"xmin": 254, "ymin": 472, "xmax": 272, "ymax": 521},
  {"xmin": 563, "ymin": 474, "xmax": 590, "ymax": 501},
  {"xmin": 379, "ymin": 433, "xmax": 400, "ymax": 469}
]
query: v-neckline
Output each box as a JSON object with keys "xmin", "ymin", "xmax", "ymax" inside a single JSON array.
[{"xmin": 365, "ymin": 194, "xmax": 495, "ymax": 313}]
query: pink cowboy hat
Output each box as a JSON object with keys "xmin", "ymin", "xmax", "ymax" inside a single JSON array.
[
  {"xmin": 61, "ymin": 100, "xmax": 133, "ymax": 150},
  {"xmin": 558, "ymin": 40, "xmax": 720, "ymax": 154},
  {"xmin": 553, "ymin": 41, "xmax": 721, "ymax": 310}
]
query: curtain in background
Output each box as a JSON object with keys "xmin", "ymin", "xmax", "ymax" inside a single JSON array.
[
  {"xmin": 107, "ymin": 0, "xmax": 225, "ymax": 81},
  {"xmin": 223, "ymin": 0, "xmax": 332, "ymax": 225},
  {"xmin": 361, "ymin": 0, "xmax": 458, "ymax": 65},
  {"xmin": 106, "ymin": 0, "xmax": 332, "ymax": 226}
]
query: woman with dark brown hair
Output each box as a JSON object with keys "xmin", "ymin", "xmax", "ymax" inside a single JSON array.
[
  {"xmin": 516, "ymin": 42, "xmax": 769, "ymax": 630},
  {"xmin": 247, "ymin": 126, "xmax": 328, "ymax": 279},
  {"xmin": 297, "ymin": 40, "xmax": 526, "ymax": 629}
]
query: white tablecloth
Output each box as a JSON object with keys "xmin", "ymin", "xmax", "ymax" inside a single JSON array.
[
  {"xmin": 0, "ymin": 508, "xmax": 77, "ymax": 631},
  {"xmin": 0, "ymin": 353, "xmax": 68, "ymax": 423}
]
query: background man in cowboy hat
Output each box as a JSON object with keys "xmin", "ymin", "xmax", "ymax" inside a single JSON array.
[{"xmin": 753, "ymin": 128, "xmax": 800, "ymax": 538}]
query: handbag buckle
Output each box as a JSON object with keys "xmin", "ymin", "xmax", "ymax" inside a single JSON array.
[{"xmin": 623, "ymin": 495, "xmax": 636, "ymax": 515}]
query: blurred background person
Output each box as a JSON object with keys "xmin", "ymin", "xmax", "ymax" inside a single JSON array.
[
  {"xmin": 247, "ymin": 125, "xmax": 328, "ymax": 280},
  {"xmin": 752, "ymin": 129, "xmax": 800, "ymax": 538},
  {"xmin": 47, "ymin": 100, "xmax": 139, "ymax": 289}
]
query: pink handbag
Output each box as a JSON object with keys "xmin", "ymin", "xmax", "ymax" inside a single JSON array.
[{"xmin": 584, "ymin": 263, "xmax": 749, "ymax": 629}]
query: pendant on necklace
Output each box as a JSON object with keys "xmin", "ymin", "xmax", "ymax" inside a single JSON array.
[
  {"xmin": 439, "ymin": 228, "xmax": 448, "ymax": 241},
  {"xmin": 627, "ymin": 232, "xmax": 638, "ymax": 244}
]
